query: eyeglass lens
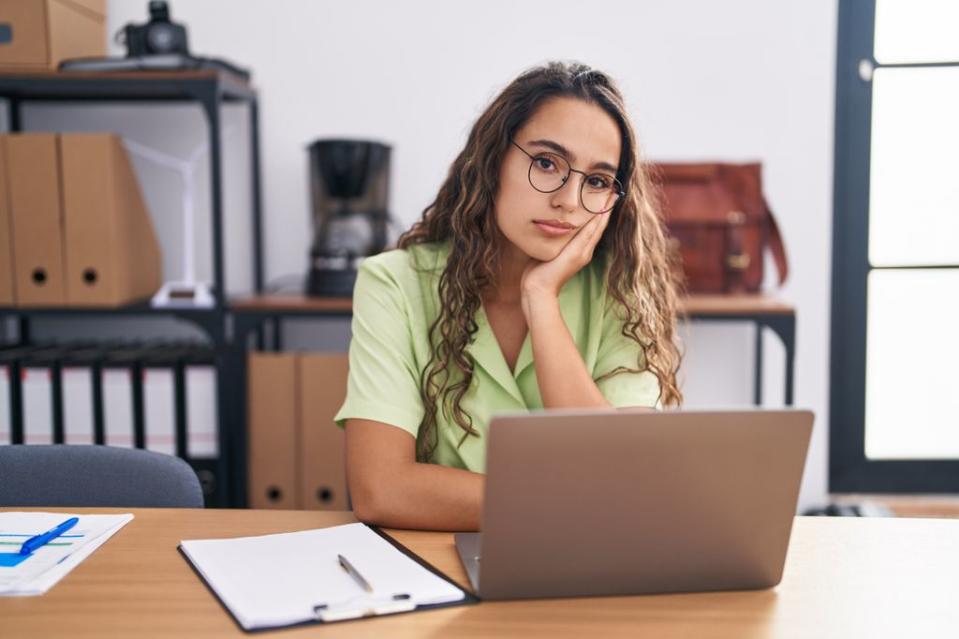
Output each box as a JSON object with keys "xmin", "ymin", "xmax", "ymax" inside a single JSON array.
[{"xmin": 527, "ymin": 152, "xmax": 621, "ymax": 213}]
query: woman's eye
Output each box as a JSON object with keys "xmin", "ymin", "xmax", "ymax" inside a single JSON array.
[
  {"xmin": 534, "ymin": 156, "xmax": 556, "ymax": 171},
  {"xmin": 588, "ymin": 175, "xmax": 612, "ymax": 189}
]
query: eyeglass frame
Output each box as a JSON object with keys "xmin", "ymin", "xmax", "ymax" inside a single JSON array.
[{"xmin": 510, "ymin": 139, "xmax": 626, "ymax": 214}]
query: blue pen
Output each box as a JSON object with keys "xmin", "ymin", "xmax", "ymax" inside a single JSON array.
[{"xmin": 19, "ymin": 517, "xmax": 80, "ymax": 555}]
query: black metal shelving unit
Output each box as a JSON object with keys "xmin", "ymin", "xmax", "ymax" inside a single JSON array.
[
  {"xmin": 688, "ymin": 306, "xmax": 796, "ymax": 407},
  {"xmin": 0, "ymin": 70, "xmax": 264, "ymax": 507}
]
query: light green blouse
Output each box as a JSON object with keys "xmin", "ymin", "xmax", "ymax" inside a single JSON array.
[{"xmin": 333, "ymin": 241, "xmax": 661, "ymax": 472}]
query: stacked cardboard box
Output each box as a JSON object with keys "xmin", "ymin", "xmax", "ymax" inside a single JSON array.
[
  {"xmin": 0, "ymin": 133, "xmax": 162, "ymax": 307},
  {"xmin": 248, "ymin": 352, "xmax": 349, "ymax": 511}
]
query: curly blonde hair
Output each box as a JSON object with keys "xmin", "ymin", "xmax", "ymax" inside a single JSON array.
[{"xmin": 398, "ymin": 61, "xmax": 685, "ymax": 461}]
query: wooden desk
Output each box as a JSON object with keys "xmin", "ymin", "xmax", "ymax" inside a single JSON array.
[{"xmin": 3, "ymin": 508, "xmax": 957, "ymax": 638}]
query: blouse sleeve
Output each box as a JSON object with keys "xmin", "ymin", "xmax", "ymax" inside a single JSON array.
[
  {"xmin": 333, "ymin": 258, "xmax": 424, "ymax": 438},
  {"xmin": 593, "ymin": 296, "xmax": 663, "ymax": 409}
]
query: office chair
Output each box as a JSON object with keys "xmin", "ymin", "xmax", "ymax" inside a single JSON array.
[{"xmin": 0, "ymin": 445, "xmax": 205, "ymax": 508}]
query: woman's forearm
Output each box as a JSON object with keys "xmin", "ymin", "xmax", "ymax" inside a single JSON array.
[
  {"xmin": 353, "ymin": 461, "xmax": 485, "ymax": 531},
  {"xmin": 346, "ymin": 419, "xmax": 485, "ymax": 531},
  {"xmin": 525, "ymin": 290, "xmax": 611, "ymax": 410}
]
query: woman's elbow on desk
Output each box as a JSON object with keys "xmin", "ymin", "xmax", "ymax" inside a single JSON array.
[
  {"xmin": 350, "ymin": 488, "xmax": 388, "ymax": 527},
  {"xmin": 347, "ymin": 470, "xmax": 411, "ymax": 528},
  {"xmin": 347, "ymin": 475, "xmax": 409, "ymax": 528},
  {"xmin": 344, "ymin": 464, "xmax": 388, "ymax": 526},
  {"xmin": 344, "ymin": 418, "xmax": 485, "ymax": 531},
  {"xmin": 344, "ymin": 418, "xmax": 414, "ymax": 526}
]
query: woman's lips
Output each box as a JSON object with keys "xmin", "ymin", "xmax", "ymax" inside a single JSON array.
[{"xmin": 532, "ymin": 220, "xmax": 575, "ymax": 237}]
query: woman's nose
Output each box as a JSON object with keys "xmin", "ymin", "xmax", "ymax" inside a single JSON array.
[{"xmin": 550, "ymin": 173, "xmax": 582, "ymax": 212}]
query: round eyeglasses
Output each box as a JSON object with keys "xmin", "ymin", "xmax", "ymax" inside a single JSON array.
[{"xmin": 511, "ymin": 140, "xmax": 624, "ymax": 214}]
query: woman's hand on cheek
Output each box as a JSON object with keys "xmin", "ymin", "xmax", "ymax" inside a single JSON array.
[{"xmin": 520, "ymin": 210, "xmax": 611, "ymax": 311}]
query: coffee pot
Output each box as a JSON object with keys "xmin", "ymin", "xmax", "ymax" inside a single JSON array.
[{"xmin": 305, "ymin": 139, "xmax": 392, "ymax": 296}]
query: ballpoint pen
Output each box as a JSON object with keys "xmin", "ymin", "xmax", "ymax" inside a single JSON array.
[
  {"xmin": 19, "ymin": 517, "xmax": 80, "ymax": 555},
  {"xmin": 337, "ymin": 553, "xmax": 373, "ymax": 593}
]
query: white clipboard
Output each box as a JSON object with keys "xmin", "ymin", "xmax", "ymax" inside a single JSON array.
[{"xmin": 179, "ymin": 522, "xmax": 477, "ymax": 631}]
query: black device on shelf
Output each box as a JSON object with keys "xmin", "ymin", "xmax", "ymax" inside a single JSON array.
[
  {"xmin": 123, "ymin": 1, "xmax": 189, "ymax": 57},
  {"xmin": 306, "ymin": 139, "xmax": 393, "ymax": 297}
]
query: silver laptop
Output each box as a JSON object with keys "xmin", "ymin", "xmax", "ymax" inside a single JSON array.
[{"xmin": 455, "ymin": 408, "xmax": 813, "ymax": 600}]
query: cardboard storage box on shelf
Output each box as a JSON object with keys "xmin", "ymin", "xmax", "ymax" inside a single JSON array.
[
  {"xmin": 60, "ymin": 133, "xmax": 162, "ymax": 306},
  {"xmin": 248, "ymin": 352, "xmax": 300, "ymax": 509},
  {"xmin": 0, "ymin": 132, "xmax": 162, "ymax": 307},
  {"xmin": 3, "ymin": 133, "xmax": 66, "ymax": 305},
  {"xmin": 298, "ymin": 353, "xmax": 349, "ymax": 511},
  {"xmin": 247, "ymin": 352, "xmax": 350, "ymax": 510},
  {"xmin": 0, "ymin": 0, "xmax": 106, "ymax": 71}
]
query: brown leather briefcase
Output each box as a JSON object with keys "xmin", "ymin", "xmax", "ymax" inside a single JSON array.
[{"xmin": 650, "ymin": 162, "xmax": 788, "ymax": 294}]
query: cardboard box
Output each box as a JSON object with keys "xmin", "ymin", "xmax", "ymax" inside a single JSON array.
[
  {"xmin": 5, "ymin": 133, "xmax": 66, "ymax": 305},
  {"xmin": 247, "ymin": 352, "xmax": 299, "ymax": 509},
  {"xmin": 1, "ymin": 132, "xmax": 163, "ymax": 307},
  {"xmin": 0, "ymin": 137, "xmax": 14, "ymax": 305},
  {"xmin": 298, "ymin": 354, "xmax": 349, "ymax": 511},
  {"xmin": 60, "ymin": 133, "xmax": 162, "ymax": 306},
  {"xmin": 0, "ymin": 0, "xmax": 106, "ymax": 71}
]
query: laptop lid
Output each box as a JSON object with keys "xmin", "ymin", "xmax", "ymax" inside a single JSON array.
[{"xmin": 473, "ymin": 408, "xmax": 813, "ymax": 600}]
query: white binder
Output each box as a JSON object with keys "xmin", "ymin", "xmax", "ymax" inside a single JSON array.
[
  {"xmin": 101, "ymin": 361, "xmax": 135, "ymax": 448},
  {"xmin": 0, "ymin": 362, "xmax": 11, "ymax": 445},
  {"xmin": 21, "ymin": 365, "xmax": 54, "ymax": 445},
  {"xmin": 185, "ymin": 355, "xmax": 218, "ymax": 459},
  {"xmin": 61, "ymin": 367, "xmax": 95, "ymax": 445},
  {"xmin": 59, "ymin": 347, "xmax": 103, "ymax": 446},
  {"xmin": 142, "ymin": 358, "xmax": 177, "ymax": 456}
]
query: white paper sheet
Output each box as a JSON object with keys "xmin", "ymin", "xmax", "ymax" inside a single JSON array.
[{"xmin": 0, "ymin": 512, "xmax": 134, "ymax": 596}]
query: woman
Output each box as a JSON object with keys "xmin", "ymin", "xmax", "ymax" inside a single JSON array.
[{"xmin": 334, "ymin": 61, "xmax": 683, "ymax": 531}]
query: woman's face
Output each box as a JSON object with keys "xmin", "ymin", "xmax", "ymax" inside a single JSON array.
[{"xmin": 494, "ymin": 96, "xmax": 622, "ymax": 263}]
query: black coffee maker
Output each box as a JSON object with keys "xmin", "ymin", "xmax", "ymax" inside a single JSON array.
[{"xmin": 305, "ymin": 139, "xmax": 392, "ymax": 297}]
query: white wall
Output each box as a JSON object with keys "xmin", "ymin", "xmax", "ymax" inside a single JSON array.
[{"xmin": 81, "ymin": 0, "xmax": 834, "ymax": 508}]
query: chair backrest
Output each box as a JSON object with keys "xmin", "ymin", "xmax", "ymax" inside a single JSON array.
[{"xmin": 0, "ymin": 445, "xmax": 205, "ymax": 508}]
